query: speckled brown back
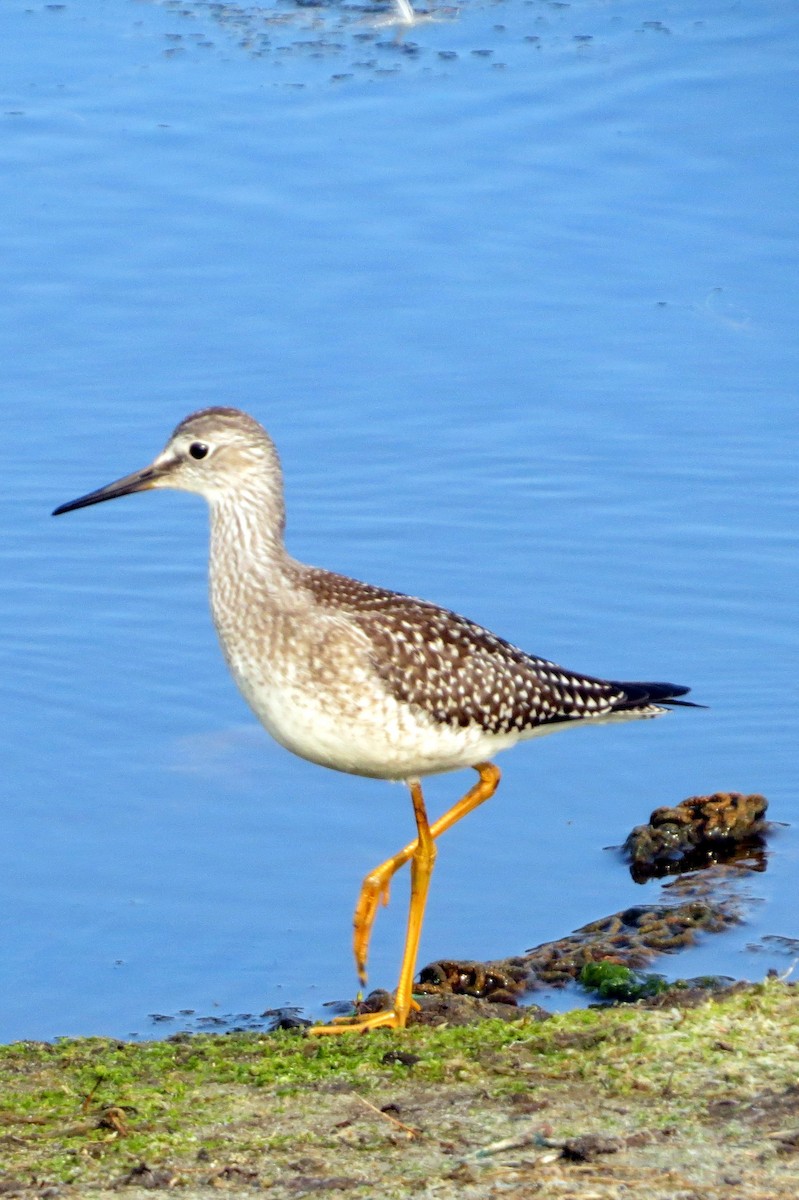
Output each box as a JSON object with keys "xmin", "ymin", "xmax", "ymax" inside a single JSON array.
[{"xmin": 302, "ymin": 567, "xmax": 627, "ymax": 734}]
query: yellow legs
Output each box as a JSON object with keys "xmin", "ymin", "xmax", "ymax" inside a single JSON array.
[{"xmin": 310, "ymin": 762, "xmax": 501, "ymax": 1034}]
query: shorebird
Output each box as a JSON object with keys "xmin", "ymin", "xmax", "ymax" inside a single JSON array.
[{"xmin": 53, "ymin": 407, "xmax": 696, "ymax": 1033}]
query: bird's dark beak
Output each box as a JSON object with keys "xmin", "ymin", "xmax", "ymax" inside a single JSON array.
[{"xmin": 52, "ymin": 460, "xmax": 170, "ymax": 516}]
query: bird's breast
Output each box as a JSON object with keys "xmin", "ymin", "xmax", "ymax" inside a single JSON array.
[{"xmin": 208, "ymin": 592, "xmax": 523, "ymax": 779}]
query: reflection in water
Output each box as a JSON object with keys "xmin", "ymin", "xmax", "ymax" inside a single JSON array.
[
  {"xmin": 147, "ymin": 0, "xmax": 570, "ymax": 82},
  {"xmin": 155, "ymin": 0, "xmax": 457, "ymax": 64}
]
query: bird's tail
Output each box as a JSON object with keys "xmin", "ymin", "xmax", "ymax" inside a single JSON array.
[{"xmin": 610, "ymin": 681, "xmax": 704, "ymax": 712}]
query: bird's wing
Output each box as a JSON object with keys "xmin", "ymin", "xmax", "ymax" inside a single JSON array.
[{"xmin": 303, "ymin": 568, "xmax": 625, "ymax": 734}]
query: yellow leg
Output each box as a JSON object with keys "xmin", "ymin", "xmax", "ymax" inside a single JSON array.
[
  {"xmin": 311, "ymin": 779, "xmax": 436, "ymax": 1034},
  {"xmin": 352, "ymin": 763, "xmax": 501, "ymax": 987},
  {"xmin": 309, "ymin": 762, "xmax": 501, "ymax": 1036}
]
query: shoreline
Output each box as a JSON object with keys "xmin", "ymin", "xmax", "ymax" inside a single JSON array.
[{"xmin": 1, "ymin": 979, "xmax": 796, "ymax": 1198}]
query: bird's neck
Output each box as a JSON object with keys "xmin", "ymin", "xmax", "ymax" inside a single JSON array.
[{"xmin": 208, "ymin": 489, "xmax": 301, "ymax": 612}]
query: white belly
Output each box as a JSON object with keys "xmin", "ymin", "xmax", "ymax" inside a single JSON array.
[{"xmin": 227, "ymin": 647, "xmax": 529, "ymax": 779}]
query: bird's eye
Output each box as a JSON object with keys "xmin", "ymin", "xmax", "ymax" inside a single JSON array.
[{"xmin": 189, "ymin": 442, "xmax": 209, "ymax": 460}]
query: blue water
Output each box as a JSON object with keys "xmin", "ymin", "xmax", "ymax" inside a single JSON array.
[{"xmin": 1, "ymin": 0, "xmax": 797, "ymax": 1041}]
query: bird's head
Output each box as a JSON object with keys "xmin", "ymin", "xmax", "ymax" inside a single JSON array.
[{"xmin": 52, "ymin": 407, "xmax": 283, "ymax": 516}]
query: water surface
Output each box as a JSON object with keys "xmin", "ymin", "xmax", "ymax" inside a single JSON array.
[{"xmin": 1, "ymin": 0, "xmax": 797, "ymax": 1040}]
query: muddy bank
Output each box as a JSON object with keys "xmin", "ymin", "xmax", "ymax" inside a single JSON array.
[{"xmin": 0, "ymin": 981, "xmax": 797, "ymax": 1199}]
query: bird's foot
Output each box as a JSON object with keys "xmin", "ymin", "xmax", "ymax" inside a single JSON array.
[{"xmin": 308, "ymin": 997, "xmax": 420, "ymax": 1036}]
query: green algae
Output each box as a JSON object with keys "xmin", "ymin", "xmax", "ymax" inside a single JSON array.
[{"xmin": 0, "ymin": 981, "xmax": 796, "ymax": 1196}]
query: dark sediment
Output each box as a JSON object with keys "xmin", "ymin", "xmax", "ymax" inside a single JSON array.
[{"xmin": 623, "ymin": 791, "xmax": 769, "ymax": 881}]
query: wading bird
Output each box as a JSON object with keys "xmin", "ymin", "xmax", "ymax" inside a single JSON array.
[{"xmin": 53, "ymin": 408, "xmax": 696, "ymax": 1032}]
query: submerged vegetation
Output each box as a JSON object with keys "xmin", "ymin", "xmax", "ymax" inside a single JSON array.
[{"xmin": 578, "ymin": 961, "xmax": 671, "ymax": 1001}]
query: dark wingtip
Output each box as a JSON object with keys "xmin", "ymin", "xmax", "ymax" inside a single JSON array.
[{"xmin": 612, "ymin": 681, "xmax": 707, "ymax": 711}]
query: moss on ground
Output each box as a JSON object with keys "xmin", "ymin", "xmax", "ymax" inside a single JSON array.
[{"xmin": 0, "ymin": 980, "xmax": 797, "ymax": 1198}]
